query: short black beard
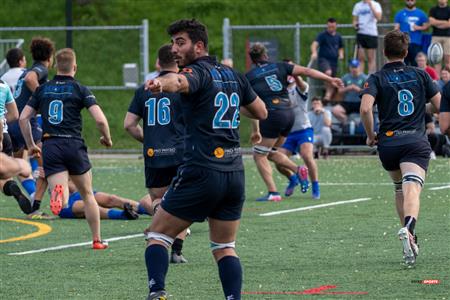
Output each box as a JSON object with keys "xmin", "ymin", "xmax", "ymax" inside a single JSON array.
[
  {"xmin": 179, "ymin": 46, "xmax": 196, "ymax": 67},
  {"xmin": 406, "ymin": 4, "xmax": 415, "ymax": 9}
]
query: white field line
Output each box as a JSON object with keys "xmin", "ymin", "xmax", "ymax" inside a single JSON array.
[
  {"xmin": 260, "ymin": 197, "xmax": 372, "ymax": 217},
  {"xmin": 428, "ymin": 184, "xmax": 450, "ymax": 191},
  {"xmin": 8, "ymin": 233, "xmax": 143, "ymax": 256}
]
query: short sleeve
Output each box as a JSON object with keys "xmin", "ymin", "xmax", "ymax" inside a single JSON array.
[
  {"xmin": 128, "ymin": 87, "xmax": 144, "ymax": 117},
  {"xmin": 394, "ymin": 11, "xmax": 401, "ymax": 24},
  {"xmin": 324, "ymin": 109, "xmax": 332, "ymax": 119},
  {"xmin": 283, "ymin": 62, "xmax": 294, "ymax": 76},
  {"xmin": 27, "ymin": 87, "xmax": 41, "ymax": 110},
  {"xmin": 238, "ymin": 73, "xmax": 258, "ymax": 106},
  {"xmin": 374, "ymin": 2, "xmax": 382, "ymax": 13},
  {"xmin": 338, "ymin": 35, "xmax": 343, "ymax": 48},
  {"xmin": 181, "ymin": 65, "xmax": 206, "ymax": 95},
  {"xmin": 361, "ymin": 74, "xmax": 378, "ymax": 98},
  {"xmin": 423, "ymin": 71, "xmax": 439, "ymax": 99},
  {"xmin": 3, "ymin": 85, "xmax": 14, "ymax": 104},
  {"xmin": 421, "ymin": 11, "xmax": 428, "ymax": 23},
  {"xmin": 31, "ymin": 65, "xmax": 48, "ymax": 81},
  {"xmin": 315, "ymin": 32, "xmax": 322, "ymax": 43},
  {"xmin": 80, "ymin": 86, "xmax": 97, "ymax": 108},
  {"xmin": 352, "ymin": 3, "xmax": 359, "ymax": 16},
  {"xmin": 429, "ymin": 7, "xmax": 435, "ymax": 18},
  {"xmin": 441, "ymin": 82, "xmax": 450, "ymax": 112}
]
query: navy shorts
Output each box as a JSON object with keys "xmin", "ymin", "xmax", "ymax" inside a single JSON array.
[
  {"xmin": 145, "ymin": 165, "xmax": 180, "ymax": 188},
  {"xmin": 341, "ymin": 102, "xmax": 361, "ymax": 114},
  {"xmin": 260, "ymin": 109, "xmax": 295, "ymax": 139},
  {"xmin": 282, "ymin": 128, "xmax": 314, "ymax": 154},
  {"xmin": 318, "ymin": 57, "xmax": 337, "ymax": 77},
  {"xmin": 8, "ymin": 119, "xmax": 42, "ymax": 152},
  {"xmin": 42, "ymin": 138, "xmax": 91, "ymax": 178},
  {"xmin": 2, "ymin": 132, "xmax": 13, "ymax": 156},
  {"xmin": 378, "ymin": 140, "xmax": 431, "ymax": 172},
  {"xmin": 161, "ymin": 165, "xmax": 245, "ymax": 222}
]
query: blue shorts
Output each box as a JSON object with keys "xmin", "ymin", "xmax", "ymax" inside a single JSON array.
[
  {"xmin": 8, "ymin": 119, "xmax": 42, "ymax": 152},
  {"xmin": 281, "ymin": 128, "xmax": 314, "ymax": 154},
  {"xmin": 59, "ymin": 191, "xmax": 98, "ymax": 218},
  {"xmin": 42, "ymin": 138, "xmax": 91, "ymax": 178},
  {"xmin": 161, "ymin": 165, "xmax": 245, "ymax": 222}
]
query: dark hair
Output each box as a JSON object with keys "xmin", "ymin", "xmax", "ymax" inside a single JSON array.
[
  {"xmin": 282, "ymin": 58, "xmax": 292, "ymax": 63},
  {"xmin": 311, "ymin": 96, "xmax": 322, "ymax": 102},
  {"xmin": 6, "ymin": 48, "xmax": 24, "ymax": 68},
  {"xmin": 249, "ymin": 43, "xmax": 267, "ymax": 64},
  {"xmin": 384, "ymin": 30, "xmax": 409, "ymax": 59},
  {"xmin": 30, "ymin": 37, "xmax": 55, "ymax": 62},
  {"xmin": 158, "ymin": 44, "xmax": 176, "ymax": 68},
  {"xmin": 327, "ymin": 18, "xmax": 337, "ymax": 23},
  {"xmin": 167, "ymin": 19, "xmax": 208, "ymax": 50}
]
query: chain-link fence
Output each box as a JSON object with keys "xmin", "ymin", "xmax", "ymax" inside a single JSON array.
[{"xmin": 0, "ymin": 20, "xmax": 149, "ymax": 90}]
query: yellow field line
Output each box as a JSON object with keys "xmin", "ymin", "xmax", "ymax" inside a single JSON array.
[{"xmin": 0, "ymin": 217, "xmax": 52, "ymax": 243}]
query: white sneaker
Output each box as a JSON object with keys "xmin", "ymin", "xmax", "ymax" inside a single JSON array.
[
  {"xmin": 430, "ymin": 151, "xmax": 437, "ymax": 160},
  {"xmin": 398, "ymin": 227, "xmax": 419, "ymax": 266}
]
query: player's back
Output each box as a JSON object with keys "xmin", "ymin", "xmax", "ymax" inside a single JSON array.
[
  {"xmin": 14, "ymin": 62, "xmax": 48, "ymax": 113},
  {"xmin": 30, "ymin": 75, "xmax": 95, "ymax": 139},
  {"xmin": 365, "ymin": 62, "xmax": 438, "ymax": 146},
  {"xmin": 245, "ymin": 61, "xmax": 294, "ymax": 110},
  {"xmin": 180, "ymin": 56, "xmax": 256, "ymax": 171}
]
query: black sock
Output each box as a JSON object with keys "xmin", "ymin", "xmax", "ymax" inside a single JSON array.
[
  {"xmin": 404, "ymin": 216, "xmax": 416, "ymax": 235},
  {"xmin": 218, "ymin": 256, "xmax": 242, "ymax": 300},
  {"xmin": 171, "ymin": 238, "xmax": 184, "ymax": 255},
  {"xmin": 145, "ymin": 244, "xmax": 169, "ymax": 293},
  {"xmin": 32, "ymin": 199, "xmax": 41, "ymax": 212}
]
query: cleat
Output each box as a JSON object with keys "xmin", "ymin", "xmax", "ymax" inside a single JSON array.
[
  {"xmin": 297, "ymin": 165, "xmax": 309, "ymax": 193},
  {"xmin": 6, "ymin": 181, "xmax": 32, "ymax": 214},
  {"xmin": 92, "ymin": 240, "xmax": 109, "ymax": 250},
  {"xmin": 256, "ymin": 192, "xmax": 282, "ymax": 202},
  {"xmin": 26, "ymin": 211, "xmax": 56, "ymax": 220},
  {"xmin": 284, "ymin": 176, "xmax": 299, "ymax": 197},
  {"xmin": 147, "ymin": 290, "xmax": 168, "ymax": 300},
  {"xmin": 123, "ymin": 203, "xmax": 139, "ymax": 220},
  {"xmin": 170, "ymin": 252, "xmax": 188, "ymax": 264},
  {"xmin": 398, "ymin": 227, "xmax": 419, "ymax": 266},
  {"xmin": 50, "ymin": 184, "xmax": 64, "ymax": 216}
]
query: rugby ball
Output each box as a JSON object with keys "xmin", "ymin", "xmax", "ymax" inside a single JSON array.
[{"xmin": 427, "ymin": 42, "xmax": 443, "ymax": 65}]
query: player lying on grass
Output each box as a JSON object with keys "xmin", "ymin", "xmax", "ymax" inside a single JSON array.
[{"xmin": 57, "ymin": 180, "xmax": 151, "ymax": 220}]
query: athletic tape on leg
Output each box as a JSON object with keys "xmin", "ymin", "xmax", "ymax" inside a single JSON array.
[
  {"xmin": 210, "ymin": 241, "xmax": 236, "ymax": 251},
  {"xmin": 394, "ymin": 180, "xmax": 403, "ymax": 194},
  {"xmin": 402, "ymin": 172, "xmax": 424, "ymax": 187},
  {"xmin": 145, "ymin": 232, "xmax": 174, "ymax": 247},
  {"xmin": 253, "ymin": 145, "xmax": 272, "ymax": 155}
]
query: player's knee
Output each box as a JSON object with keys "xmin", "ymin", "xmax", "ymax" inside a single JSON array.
[
  {"xmin": 145, "ymin": 232, "xmax": 173, "ymax": 248},
  {"xmin": 394, "ymin": 180, "xmax": 403, "ymax": 194},
  {"xmin": 210, "ymin": 240, "xmax": 236, "ymax": 254},
  {"xmin": 253, "ymin": 145, "xmax": 272, "ymax": 156},
  {"xmin": 402, "ymin": 173, "xmax": 424, "ymax": 187}
]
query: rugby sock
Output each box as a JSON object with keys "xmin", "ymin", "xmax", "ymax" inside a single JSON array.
[
  {"xmin": 289, "ymin": 174, "xmax": 298, "ymax": 183},
  {"xmin": 145, "ymin": 244, "xmax": 168, "ymax": 292},
  {"xmin": 171, "ymin": 238, "xmax": 184, "ymax": 255},
  {"xmin": 32, "ymin": 199, "xmax": 41, "ymax": 212},
  {"xmin": 107, "ymin": 209, "xmax": 127, "ymax": 220},
  {"xmin": 404, "ymin": 216, "xmax": 416, "ymax": 235},
  {"xmin": 137, "ymin": 203, "xmax": 150, "ymax": 215},
  {"xmin": 29, "ymin": 158, "xmax": 38, "ymax": 174},
  {"xmin": 218, "ymin": 256, "xmax": 242, "ymax": 300},
  {"xmin": 312, "ymin": 181, "xmax": 319, "ymax": 192},
  {"xmin": 21, "ymin": 179, "xmax": 36, "ymax": 199}
]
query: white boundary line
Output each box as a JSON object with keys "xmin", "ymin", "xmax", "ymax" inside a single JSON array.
[
  {"xmin": 428, "ymin": 185, "xmax": 450, "ymax": 191},
  {"xmin": 8, "ymin": 233, "xmax": 143, "ymax": 256},
  {"xmin": 260, "ymin": 197, "xmax": 372, "ymax": 217}
]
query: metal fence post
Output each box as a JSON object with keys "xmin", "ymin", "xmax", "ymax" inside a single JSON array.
[
  {"xmin": 223, "ymin": 18, "xmax": 230, "ymax": 59},
  {"xmin": 295, "ymin": 22, "xmax": 300, "ymax": 64},
  {"xmin": 141, "ymin": 19, "xmax": 149, "ymax": 83}
]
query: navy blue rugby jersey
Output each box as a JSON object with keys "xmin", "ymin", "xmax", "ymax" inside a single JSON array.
[
  {"xmin": 440, "ymin": 81, "xmax": 450, "ymax": 112},
  {"xmin": 27, "ymin": 75, "xmax": 96, "ymax": 139},
  {"xmin": 362, "ymin": 61, "xmax": 439, "ymax": 146},
  {"xmin": 14, "ymin": 62, "xmax": 48, "ymax": 113},
  {"xmin": 245, "ymin": 61, "xmax": 294, "ymax": 110},
  {"xmin": 180, "ymin": 56, "xmax": 257, "ymax": 171},
  {"xmin": 128, "ymin": 71, "xmax": 184, "ymax": 168}
]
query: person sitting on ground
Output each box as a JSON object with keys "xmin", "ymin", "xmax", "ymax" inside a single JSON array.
[
  {"xmin": 333, "ymin": 59, "xmax": 367, "ymax": 125},
  {"xmin": 308, "ymin": 97, "xmax": 333, "ymax": 159},
  {"xmin": 437, "ymin": 67, "xmax": 450, "ymax": 91}
]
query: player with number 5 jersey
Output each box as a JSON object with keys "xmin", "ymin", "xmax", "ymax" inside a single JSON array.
[
  {"xmin": 360, "ymin": 30, "xmax": 441, "ymax": 267},
  {"xmin": 20, "ymin": 48, "xmax": 112, "ymax": 250}
]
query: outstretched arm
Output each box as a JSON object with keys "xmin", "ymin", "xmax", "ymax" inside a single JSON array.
[{"xmin": 145, "ymin": 73, "xmax": 189, "ymax": 94}]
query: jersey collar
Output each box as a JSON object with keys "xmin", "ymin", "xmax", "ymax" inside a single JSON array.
[
  {"xmin": 54, "ymin": 75, "xmax": 75, "ymax": 80},
  {"xmin": 382, "ymin": 61, "xmax": 406, "ymax": 69}
]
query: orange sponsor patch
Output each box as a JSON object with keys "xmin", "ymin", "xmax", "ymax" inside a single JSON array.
[
  {"xmin": 181, "ymin": 68, "xmax": 193, "ymax": 74},
  {"xmin": 214, "ymin": 147, "xmax": 225, "ymax": 159},
  {"xmin": 385, "ymin": 131, "xmax": 394, "ymax": 137},
  {"xmin": 147, "ymin": 148, "xmax": 155, "ymax": 157},
  {"xmin": 272, "ymin": 98, "xmax": 280, "ymax": 104}
]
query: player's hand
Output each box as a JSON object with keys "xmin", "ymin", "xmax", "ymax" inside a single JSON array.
[
  {"xmin": 250, "ymin": 131, "xmax": 262, "ymax": 145},
  {"xmin": 100, "ymin": 136, "xmax": 113, "ymax": 147},
  {"xmin": 144, "ymin": 79, "xmax": 163, "ymax": 93},
  {"xmin": 331, "ymin": 77, "xmax": 344, "ymax": 88},
  {"xmin": 366, "ymin": 133, "xmax": 378, "ymax": 147},
  {"xmin": 28, "ymin": 145, "xmax": 41, "ymax": 158},
  {"xmin": 0, "ymin": 141, "xmax": 3, "ymax": 152},
  {"xmin": 310, "ymin": 53, "xmax": 318, "ymax": 61}
]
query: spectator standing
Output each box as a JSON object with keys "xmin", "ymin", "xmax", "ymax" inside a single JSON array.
[
  {"xmin": 416, "ymin": 52, "xmax": 440, "ymax": 80},
  {"xmin": 333, "ymin": 59, "xmax": 367, "ymax": 124},
  {"xmin": 394, "ymin": 0, "xmax": 429, "ymax": 66},
  {"xmin": 310, "ymin": 17, "xmax": 344, "ymax": 102},
  {"xmin": 352, "ymin": 0, "xmax": 382, "ymax": 74},
  {"xmin": 429, "ymin": 0, "xmax": 450, "ymax": 74},
  {"xmin": 308, "ymin": 97, "xmax": 332, "ymax": 159}
]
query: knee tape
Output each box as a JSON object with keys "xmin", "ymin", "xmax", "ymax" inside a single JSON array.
[
  {"xmin": 394, "ymin": 180, "xmax": 403, "ymax": 194},
  {"xmin": 402, "ymin": 172, "xmax": 424, "ymax": 187},
  {"xmin": 210, "ymin": 241, "xmax": 236, "ymax": 251},
  {"xmin": 145, "ymin": 232, "xmax": 174, "ymax": 247},
  {"xmin": 253, "ymin": 145, "xmax": 271, "ymax": 155}
]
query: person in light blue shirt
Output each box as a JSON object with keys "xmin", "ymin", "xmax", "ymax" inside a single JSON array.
[{"xmin": 394, "ymin": 0, "xmax": 429, "ymax": 66}]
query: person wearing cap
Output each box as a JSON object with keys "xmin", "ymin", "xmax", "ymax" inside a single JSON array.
[{"xmin": 333, "ymin": 59, "xmax": 368, "ymax": 124}]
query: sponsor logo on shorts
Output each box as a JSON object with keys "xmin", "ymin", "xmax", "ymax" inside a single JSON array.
[
  {"xmin": 214, "ymin": 147, "xmax": 241, "ymax": 158},
  {"xmin": 272, "ymin": 98, "xmax": 280, "ymax": 104},
  {"xmin": 147, "ymin": 147, "xmax": 176, "ymax": 158},
  {"xmin": 386, "ymin": 130, "xmax": 394, "ymax": 137},
  {"xmin": 214, "ymin": 147, "xmax": 225, "ymax": 158}
]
